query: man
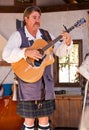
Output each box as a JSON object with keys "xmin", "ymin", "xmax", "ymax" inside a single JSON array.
[{"xmin": 2, "ymin": 6, "xmax": 73, "ymax": 130}]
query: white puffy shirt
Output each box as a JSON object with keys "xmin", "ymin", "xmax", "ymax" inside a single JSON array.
[{"xmin": 2, "ymin": 26, "xmax": 73, "ymax": 63}]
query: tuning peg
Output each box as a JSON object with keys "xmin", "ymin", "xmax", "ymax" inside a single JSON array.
[{"xmin": 63, "ymin": 25, "xmax": 69, "ymax": 33}]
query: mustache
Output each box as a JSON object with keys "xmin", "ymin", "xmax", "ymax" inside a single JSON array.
[{"xmin": 35, "ymin": 22, "xmax": 40, "ymax": 26}]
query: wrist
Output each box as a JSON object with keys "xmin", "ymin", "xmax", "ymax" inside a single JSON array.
[{"xmin": 23, "ymin": 48, "xmax": 27, "ymax": 59}]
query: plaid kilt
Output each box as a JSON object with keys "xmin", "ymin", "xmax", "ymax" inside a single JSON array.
[{"xmin": 16, "ymin": 100, "xmax": 55, "ymax": 118}]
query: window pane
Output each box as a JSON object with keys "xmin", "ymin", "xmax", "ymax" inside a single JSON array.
[{"xmin": 59, "ymin": 44, "xmax": 79, "ymax": 83}]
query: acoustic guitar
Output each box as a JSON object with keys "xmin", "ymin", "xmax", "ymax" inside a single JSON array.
[{"xmin": 11, "ymin": 18, "xmax": 86, "ymax": 83}]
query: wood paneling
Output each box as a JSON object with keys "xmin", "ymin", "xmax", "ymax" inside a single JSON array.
[{"xmin": 50, "ymin": 95, "xmax": 82, "ymax": 129}]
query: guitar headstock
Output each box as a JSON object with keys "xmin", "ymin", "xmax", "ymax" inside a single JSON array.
[
  {"xmin": 74, "ymin": 18, "xmax": 86, "ymax": 27},
  {"xmin": 63, "ymin": 18, "xmax": 86, "ymax": 33}
]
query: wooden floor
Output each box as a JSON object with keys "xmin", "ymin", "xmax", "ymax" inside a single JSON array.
[{"xmin": 54, "ymin": 127, "xmax": 78, "ymax": 130}]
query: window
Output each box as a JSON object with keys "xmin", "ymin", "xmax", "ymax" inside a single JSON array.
[{"xmin": 53, "ymin": 39, "xmax": 83, "ymax": 87}]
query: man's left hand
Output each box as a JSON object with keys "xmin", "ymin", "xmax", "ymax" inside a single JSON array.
[{"xmin": 61, "ymin": 31, "xmax": 72, "ymax": 46}]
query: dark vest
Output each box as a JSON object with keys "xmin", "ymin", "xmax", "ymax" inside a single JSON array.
[{"xmin": 17, "ymin": 27, "xmax": 55, "ymax": 101}]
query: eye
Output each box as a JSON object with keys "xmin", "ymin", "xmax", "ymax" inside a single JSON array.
[{"xmin": 33, "ymin": 16, "xmax": 36, "ymax": 19}]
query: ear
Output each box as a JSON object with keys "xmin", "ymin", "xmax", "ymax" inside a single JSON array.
[{"xmin": 24, "ymin": 16, "xmax": 28, "ymax": 23}]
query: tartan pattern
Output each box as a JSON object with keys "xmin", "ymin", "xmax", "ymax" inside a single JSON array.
[{"xmin": 17, "ymin": 100, "xmax": 55, "ymax": 118}]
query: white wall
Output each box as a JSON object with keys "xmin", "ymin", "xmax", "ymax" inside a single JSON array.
[
  {"xmin": 41, "ymin": 10, "xmax": 89, "ymax": 55},
  {"xmin": 0, "ymin": 9, "xmax": 89, "ymax": 84}
]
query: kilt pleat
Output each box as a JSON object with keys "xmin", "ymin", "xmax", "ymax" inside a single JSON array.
[{"xmin": 17, "ymin": 100, "xmax": 55, "ymax": 118}]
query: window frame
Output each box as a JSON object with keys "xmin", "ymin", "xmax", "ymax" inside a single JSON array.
[{"xmin": 53, "ymin": 39, "xmax": 83, "ymax": 87}]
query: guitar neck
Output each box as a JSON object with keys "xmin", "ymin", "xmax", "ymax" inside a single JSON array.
[
  {"xmin": 43, "ymin": 35, "xmax": 62, "ymax": 51},
  {"xmin": 42, "ymin": 25, "xmax": 73, "ymax": 51},
  {"xmin": 42, "ymin": 18, "xmax": 86, "ymax": 52}
]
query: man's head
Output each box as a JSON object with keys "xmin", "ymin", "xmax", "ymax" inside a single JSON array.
[{"xmin": 23, "ymin": 6, "xmax": 41, "ymax": 25}]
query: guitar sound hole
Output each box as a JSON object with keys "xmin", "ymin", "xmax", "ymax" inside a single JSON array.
[{"xmin": 34, "ymin": 55, "xmax": 46, "ymax": 67}]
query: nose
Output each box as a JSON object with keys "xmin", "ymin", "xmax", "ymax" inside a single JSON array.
[{"xmin": 36, "ymin": 16, "xmax": 40, "ymax": 23}]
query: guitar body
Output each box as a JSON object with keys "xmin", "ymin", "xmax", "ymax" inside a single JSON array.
[{"xmin": 11, "ymin": 39, "xmax": 54, "ymax": 83}]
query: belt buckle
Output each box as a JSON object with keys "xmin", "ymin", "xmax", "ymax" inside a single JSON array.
[
  {"xmin": 35, "ymin": 100, "xmax": 42, "ymax": 109},
  {"xmin": 37, "ymin": 102, "xmax": 42, "ymax": 109}
]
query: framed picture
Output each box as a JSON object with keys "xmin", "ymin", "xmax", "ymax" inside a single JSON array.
[{"xmin": 14, "ymin": 0, "xmax": 36, "ymax": 6}]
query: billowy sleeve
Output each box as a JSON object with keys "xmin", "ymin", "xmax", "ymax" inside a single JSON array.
[
  {"xmin": 2, "ymin": 31, "xmax": 26, "ymax": 63},
  {"xmin": 50, "ymin": 34, "xmax": 73, "ymax": 57}
]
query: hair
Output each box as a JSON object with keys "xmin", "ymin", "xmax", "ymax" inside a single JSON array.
[{"xmin": 23, "ymin": 6, "xmax": 41, "ymax": 25}]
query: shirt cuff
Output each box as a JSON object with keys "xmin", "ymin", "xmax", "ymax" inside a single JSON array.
[{"xmin": 21, "ymin": 48, "xmax": 27, "ymax": 59}]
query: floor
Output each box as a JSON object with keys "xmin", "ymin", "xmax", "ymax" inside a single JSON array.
[{"xmin": 54, "ymin": 127, "xmax": 78, "ymax": 130}]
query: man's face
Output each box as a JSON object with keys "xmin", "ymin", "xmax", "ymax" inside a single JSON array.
[{"xmin": 24, "ymin": 11, "xmax": 41, "ymax": 31}]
